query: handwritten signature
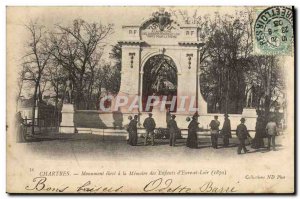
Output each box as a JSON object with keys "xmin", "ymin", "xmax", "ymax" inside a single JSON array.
[
  {"xmin": 144, "ymin": 177, "xmax": 238, "ymax": 193},
  {"xmin": 25, "ymin": 176, "xmax": 238, "ymax": 193}
]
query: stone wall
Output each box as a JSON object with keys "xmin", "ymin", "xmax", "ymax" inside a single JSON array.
[{"xmin": 74, "ymin": 109, "xmax": 257, "ymax": 131}]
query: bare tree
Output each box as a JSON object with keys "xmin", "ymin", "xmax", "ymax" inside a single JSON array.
[
  {"xmin": 249, "ymin": 56, "xmax": 285, "ymax": 119},
  {"xmin": 22, "ymin": 21, "xmax": 51, "ymax": 135},
  {"xmin": 16, "ymin": 64, "xmax": 26, "ymax": 110},
  {"xmin": 176, "ymin": 8, "xmax": 284, "ymax": 115},
  {"xmin": 50, "ymin": 19, "xmax": 113, "ymax": 108},
  {"xmin": 45, "ymin": 60, "xmax": 67, "ymax": 115},
  {"xmin": 198, "ymin": 11, "xmax": 254, "ymax": 113}
]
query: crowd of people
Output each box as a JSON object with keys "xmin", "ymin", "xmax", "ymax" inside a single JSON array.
[{"xmin": 126, "ymin": 112, "xmax": 279, "ymax": 154}]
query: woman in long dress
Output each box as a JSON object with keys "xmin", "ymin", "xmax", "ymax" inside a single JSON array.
[
  {"xmin": 127, "ymin": 116, "xmax": 133, "ymax": 145},
  {"xmin": 251, "ymin": 114, "xmax": 266, "ymax": 149},
  {"xmin": 127, "ymin": 115, "xmax": 138, "ymax": 146},
  {"xmin": 186, "ymin": 114, "xmax": 199, "ymax": 149}
]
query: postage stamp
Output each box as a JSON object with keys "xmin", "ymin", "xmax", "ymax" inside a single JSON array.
[{"xmin": 254, "ymin": 6, "xmax": 294, "ymax": 55}]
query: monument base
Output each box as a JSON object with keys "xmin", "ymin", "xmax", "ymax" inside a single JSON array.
[
  {"xmin": 151, "ymin": 105, "xmax": 167, "ymax": 128},
  {"xmin": 60, "ymin": 103, "xmax": 75, "ymax": 133},
  {"xmin": 59, "ymin": 127, "xmax": 75, "ymax": 134},
  {"xmin": 241, "ymin": 108, "xmax": 258, "ymax": 130},
  {"xmin": 242, "ymin": 108, "xmax": 258, "ymax": 118}
]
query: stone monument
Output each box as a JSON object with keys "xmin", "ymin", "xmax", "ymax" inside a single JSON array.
[
  {"xmin": 243, "ymin": 82, "xmax": 257, "ymax": 129},
  {"xmin": 59, "ymin": 78, "xmax": 75, "ymax": 133},
  {"xmin": 59, "ymin": 104, "xmax": 75, "ymax": 133}
]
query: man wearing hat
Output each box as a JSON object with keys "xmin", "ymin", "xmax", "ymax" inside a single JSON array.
[
  {"xmin": 209, "ymin": 115, "xmax": 220, "ymax": 149},
  {"xmin": 126, "ymin": 116, "xmax": 133, "ymax": 145},
  {"xmin": 221, "ymin": 113, "xmax": 232, "ymax": 147},
  {"xmin": 143, "ymin": 113, "xmax": 156, "ymax": 146},
  {"xmin": 168, "ymin": 114, "xmax": 178, "ymax": 147},
  {"xmin": 236, "ymin": 118, "xmax": 252, "ymax": 154}
]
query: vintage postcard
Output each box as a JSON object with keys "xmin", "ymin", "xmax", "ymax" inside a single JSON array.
[{"xmin": 6, "ymin": 6, "xmax": 295, "ymax": 194}]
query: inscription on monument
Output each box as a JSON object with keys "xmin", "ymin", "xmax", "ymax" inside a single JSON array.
[{"xmin": 142, "ymin": 23, "xmax": 180, "ymax": 42}]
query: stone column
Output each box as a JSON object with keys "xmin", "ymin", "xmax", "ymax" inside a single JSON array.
[
  {"xmin": 139, "ymin": 71, "xmax": 144, "ymax": 112},
  {"xmin": 197, "ymin": 46, "xmax": 207, "ymax": 114},
  {"xmin": 176, "ymin": 47, "xmax": 200, "ymax": 114},
  {"xmin": 118, "ymin": 43, "xmax": 141, "ymax": 113}
]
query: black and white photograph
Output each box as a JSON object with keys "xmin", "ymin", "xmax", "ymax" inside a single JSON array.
[{"xmin": 5, "ymin": 5, "xmax": 295, "ymax": 194}]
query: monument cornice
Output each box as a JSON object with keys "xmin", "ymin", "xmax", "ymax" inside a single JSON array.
[
  {"xmin": 178, "ymin": 41, "xmax": 204, "ymax": 47},
  {"xmin": 122, "ymin": 25, "xmax": 140, "ymax": 28},
  {"xmin": 118, "ymin": 40, "xmax": 145, "ymax": 46}
]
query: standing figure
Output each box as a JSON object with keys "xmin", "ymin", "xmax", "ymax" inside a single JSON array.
[
  {"xmin": 221, "ymin": 114, "xmax": 231, "ymax": 147},
  {"xmin": 128, "ymin": 115, "xmax": 138, "ymax": 146},
  {"xmin": 168, "ymin": 115, "xmax": 178, "ymax": 147},
  {"xmin": 236, "ymin": 118, "xmax": 252, "ymax": 154},
  {"xmin": 251, "ymin": 114, "xmax": 266, "ymax": 149},
  {"xmin": 245, "ymin": 82, "xmax": 255, "ymax": 108},
  {"xmin": 143, "ymin": 113, "xmax": 156, "ymax": 146},
  {"xmin": 265, "ymin": 117, "xmax": 277, "ymax": 151},
  {"xmin": 16, "ymin": 112, "xmax": 26, "ymax": 143},
  {"xmin": 65, "ymin": 78, "xmax": 73, "ymax": 104},
  {"xmin": 209, "ymin": 115, "xmax": 220, "ymax": 149},
  {"xmin": 127, "ymin": 116, "xmax": 133, "ymax": 144},
  {"xmin": 166, "ymin": 107, "xmax": 171, "ymax": 125},
  {"xmin": 186, "ymin": 112, "xmax": 199, "ymax": 149}
]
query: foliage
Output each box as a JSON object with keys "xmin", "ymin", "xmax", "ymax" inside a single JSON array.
[
  {"xmin": 19, "ymin": 11, "xmax": 286, "ymax": 119},
  {"xmin": 175, "ymin": 8, "xmax": 285, "ymax": 116},
  {"xmin": 19, "ymin": 19, "xmax": 120, "ymax": 111}
]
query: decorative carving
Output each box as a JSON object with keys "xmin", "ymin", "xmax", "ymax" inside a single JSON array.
[
  {"xmin": 129, "ymin": 53, "xmax": 135, "ymax": 68},
  {"xmin": 159, "ymin": 48, "xmax": 166, "ymax": 55},
  {"xmin": 152, "ymin": 8, "xmax": 171, "ymax": 31},
  {"xmin": 186, "ymin": 54, "xmax": 193, "ymax": 69}
]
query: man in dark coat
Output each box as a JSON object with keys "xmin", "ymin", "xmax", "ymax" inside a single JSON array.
[
  {"xmin": 236, "ymin": 118, "xmax": 252, "ymax": 154},
  {"xmin": 186, "ymin": 112, "xmax": 199, "ymax": 149},
  {"xmin": 127, "ymin": 116, "xmax": 133, "ymax": 144},
  {"xmin": 143, "ymin": 113, "xmax": 156, "ymax": 146},
  {"xmin": 210, "ymin": 115, "xmax": 220, "ymax": 149},
  {"xmin": 221, "ymin": 114, "xmax": 231, "ymax": 147},
  {"xmin": 166, "ymin": 107, "xmax": 171, "ymax": 124},
  {"xmin": 128, "ymin": 115, "xmax": 138, "ymax": 146},
  {"xmin": 168, "ymin": 114, "xmax": 178, "ymax": 147},
  {"xmin": 251, "ymin": 114, "xmax": 266, "ymax": 149}
]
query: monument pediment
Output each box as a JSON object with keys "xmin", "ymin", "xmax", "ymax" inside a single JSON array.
[
  {"xmin": 140, "ymin": 10, "xmax": 181, "ymax": 45},
  {"xmin": 140, "ymin": 9, "xmax": 181, "ymax": 30},
  {"xmin": 120, "ymin": 8, "xmax": 201, "ymax": 46}
]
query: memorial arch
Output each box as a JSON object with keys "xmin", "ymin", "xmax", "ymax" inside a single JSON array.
[
  {"xmin": 61, "ymin": 8, "xmax": 257, "ymax": 132},
  {"xmin": 118, "ymin": 8, "xmax": 207, "ymax": 115}
]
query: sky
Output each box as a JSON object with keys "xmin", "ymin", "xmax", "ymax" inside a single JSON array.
[
  {"xmin": 6, "ymin": 6, "xmax": 263, "ymax": 99},
  {"xmin": 7, "ymin": 6, "xmax": 252, "ymax": 64}
]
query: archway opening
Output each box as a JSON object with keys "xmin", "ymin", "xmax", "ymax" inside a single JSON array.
[{"xmin": 142, "ymin": 54, "xmax": 177, "ymax": 112}]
